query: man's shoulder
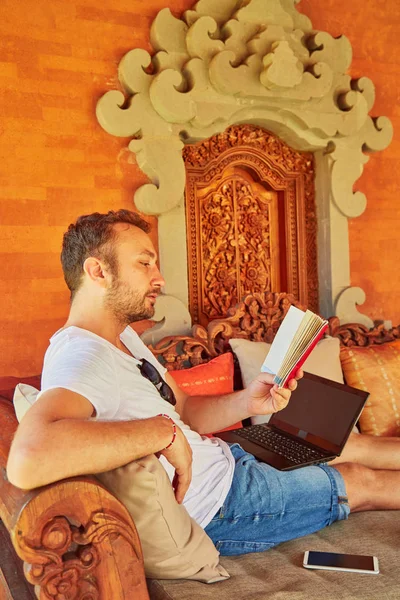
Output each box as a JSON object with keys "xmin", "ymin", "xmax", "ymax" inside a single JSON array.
[
  {"xmin": 41, "ymin": 327, "xmax": 118, "ymax": 393},
  {"xmin": 51, "ymin": 326, "xmax": 110, "ymax": 347},
  {"xmin": 45, "ymin": 327, "xmax": 114, "ymax": 364}
]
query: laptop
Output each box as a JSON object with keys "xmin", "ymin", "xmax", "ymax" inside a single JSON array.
[{"xmin": 217, "ymin": 372, "xmax": 369, "ymax": 470}]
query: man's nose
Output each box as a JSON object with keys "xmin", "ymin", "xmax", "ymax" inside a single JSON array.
[{"xmin": 152, "ymin": 266, "xmax": 165, "ymax": 288}]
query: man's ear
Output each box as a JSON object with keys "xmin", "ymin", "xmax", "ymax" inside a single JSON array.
[{"xmin": 83, "ymin": 257, "xmax": 109, "ymax": 287}]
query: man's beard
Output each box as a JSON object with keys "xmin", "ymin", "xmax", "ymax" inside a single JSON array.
[{"xmin": 105, "ymin": 277, "xmax": 156, "ymax": 325}]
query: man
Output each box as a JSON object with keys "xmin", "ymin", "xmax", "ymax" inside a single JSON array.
[{"xmin": 7, "ymin": 209, "xmax": 400, "ymax": 556}]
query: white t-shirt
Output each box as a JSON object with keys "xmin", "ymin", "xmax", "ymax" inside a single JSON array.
[{"xmin": 38, "ymin": 325, "xmax": 235, "ymax": 528}]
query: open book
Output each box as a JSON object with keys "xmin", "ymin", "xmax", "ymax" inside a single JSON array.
[{"xmin": 261, "ymin": 305, "xmax": 329, "ymax": 387}]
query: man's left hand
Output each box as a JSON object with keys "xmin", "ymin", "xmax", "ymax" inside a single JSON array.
[{"xmin": 245, "ymin": 369, "xmax": 303, "ymax": 416}]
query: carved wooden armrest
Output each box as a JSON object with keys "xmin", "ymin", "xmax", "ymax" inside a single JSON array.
[{"xmin": 0, "ymin": 399, "xmax": 149, "ymax": 600}]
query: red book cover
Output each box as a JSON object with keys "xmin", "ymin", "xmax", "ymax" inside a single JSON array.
[{"xmin": 280, "ymin": 322, "xmax": 329, "ymax": 387}]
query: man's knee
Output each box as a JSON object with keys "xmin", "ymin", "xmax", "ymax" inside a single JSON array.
[{"xmin": 332, "ymin": 462, "xmax": 377, "ymax": 512}]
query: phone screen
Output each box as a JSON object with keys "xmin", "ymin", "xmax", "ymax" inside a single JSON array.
[{"xmin": 307, "ymin": 551, "xmax": 375, "ymax": 571}]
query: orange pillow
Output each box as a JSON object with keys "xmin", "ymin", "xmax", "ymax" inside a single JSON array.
[
  {"xmin": 169, "ymin": 353, "xmax": 242, "ymax": 433},
  {"xmin": 340, "ymin": 340, "xmax": 400, "ymax": 436}
]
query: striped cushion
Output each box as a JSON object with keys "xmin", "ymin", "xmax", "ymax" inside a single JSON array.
[{"xmin": 340, "ymin": 340, "xmax": 400, "ymax": 436}]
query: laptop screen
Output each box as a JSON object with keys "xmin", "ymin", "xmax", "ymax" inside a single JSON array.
[{"xmin": 269, "ymin": 372, "xmax": 369, "ymax": 454}]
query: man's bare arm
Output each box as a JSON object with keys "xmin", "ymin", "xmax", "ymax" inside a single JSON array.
[
  {"xmin": 167, "ymin": 370, "xmax": 302, "ymax": 435},
  {"xmin": 7, "ymin": 388, "xmax": 192, "ymax": 502}
]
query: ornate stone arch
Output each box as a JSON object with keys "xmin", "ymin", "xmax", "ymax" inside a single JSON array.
[{"xmin": 96, "ymin": 0, "xmax": 393, "ymax": 340}]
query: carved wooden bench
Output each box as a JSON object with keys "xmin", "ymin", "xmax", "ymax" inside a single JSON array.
[{"xmin": 1, "ymin": 293, "xmax": 399, "ymax": 599}]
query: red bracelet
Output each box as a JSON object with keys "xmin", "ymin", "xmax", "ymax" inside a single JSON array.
[{"xmin": 157, "ymin": 413, "xmax": 177, "ymax": 450}]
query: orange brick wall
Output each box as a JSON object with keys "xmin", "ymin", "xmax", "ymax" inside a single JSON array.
[
  {"xmin": 0, "ymin": 0, "xmax": 194, "ymax": 376},
  {"xmin": 0, "ymin": 0, "xmax": 399, "ymax": 377}
]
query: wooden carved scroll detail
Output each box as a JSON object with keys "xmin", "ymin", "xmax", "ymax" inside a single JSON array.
[
  {"xmin": 183, "ymin": 126, "xmax": 312, "ymax": 171},
  {"xmin": 150, "ymin": 292, "xmax": 400, "ymax": 370},
  {"xmin": 150, "ymin": 292, "xmax": 304, "ymax": 370},
  {"xmin": 18, "ymin": 514, "xmax": 100, "ymax": 599},
  {"xmin": 328, "ymin": 318, "xmax": 400, "ymax": 347},
  {"xmin": 183, "ymin": 125, "xmax": 317, "ymax": 327},
  {"xmin": 14, "ymin": 508, "xmax": 144, "ymax": 600}
]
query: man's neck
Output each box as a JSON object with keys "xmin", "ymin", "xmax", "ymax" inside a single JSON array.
[{"xmin": 64, "ymin": 302, "xmax": 125, "ymax": 348}]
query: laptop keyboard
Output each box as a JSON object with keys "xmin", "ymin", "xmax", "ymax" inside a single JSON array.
[{"xmin": 233, "ymin": 425, "xmax": 329, "ymax": 465}]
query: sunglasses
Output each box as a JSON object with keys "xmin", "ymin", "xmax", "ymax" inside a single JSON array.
[{"xmin": 138, "ymin": 358, "xmax": 176, "ymax": 406}]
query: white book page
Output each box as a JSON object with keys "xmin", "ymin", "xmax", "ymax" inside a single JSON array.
[{"xmin": 260, "ymin": 305, "xmax": 305, "ymax": 375}]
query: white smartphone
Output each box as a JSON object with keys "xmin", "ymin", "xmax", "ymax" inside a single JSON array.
[{"xmin": 303, "ymin": 550, "xmax": 379, "ymax": 575}]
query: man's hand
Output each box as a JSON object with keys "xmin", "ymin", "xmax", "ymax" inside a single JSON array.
[
  {"xmin": 160, "ymin": 425, "xmax": 193, "ymax": 504},
  {"xmin": 245, "ymin": 369, "xmax": 303, "ymax": 417}
]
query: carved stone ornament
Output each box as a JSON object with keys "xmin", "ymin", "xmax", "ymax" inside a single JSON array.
[{"xmin": 96, "ymin": 0, "xmax": 393, "ymax": 333}]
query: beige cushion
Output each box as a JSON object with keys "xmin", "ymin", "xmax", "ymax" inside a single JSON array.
[
  {"xmin": 97, "ymin": 457, "xmax": 229, "ymax": 582},
  {"xmin": 12, "ymin": 383, "xmax": 229, "ymax": 583},
  {"xmin": 13, "ymin": 382, "xmax": 38, "ymax": 421},
  {"xmin": 229, "ymin": 336, "xmax": 345, "ymax": 425}
]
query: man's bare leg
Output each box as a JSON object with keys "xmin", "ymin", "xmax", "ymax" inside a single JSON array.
[
  {"xmin": 333, "ymin": 462, "xmax": 400, "ymax": 512},
  {"xmin": 330, "ymin": 432, "xmax": 400, "ymax": 470}
]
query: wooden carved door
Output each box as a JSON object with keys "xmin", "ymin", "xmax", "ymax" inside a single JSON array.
[
  {"xmin": 195, "ymin": 167, "xmax": 280, "ymax": 323},
  {"xmin": 184, "ymin": 125, "xmax": 317, "ymax": 328}
]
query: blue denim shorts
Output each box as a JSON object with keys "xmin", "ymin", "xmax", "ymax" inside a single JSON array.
[{"xmin": 205, "ymin": 443, "xmax": 350, "ymax": 556}]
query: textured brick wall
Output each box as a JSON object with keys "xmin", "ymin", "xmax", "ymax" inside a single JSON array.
[
  {"xmin": 0, "ymin": 0, "xmax": 399, "ymax": 376},
  {"xmin": 0, "ymin": 0, "xmax": 193, "ymax": 376}
]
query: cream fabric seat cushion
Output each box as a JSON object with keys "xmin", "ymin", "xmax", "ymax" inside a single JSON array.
[
  {"xmin": 13, "ymin": 383, "xmax": 38, "ymax": 422},
  {"xmin": 12, "ymin": 383, "xmax": 229, "ymax": 583}
]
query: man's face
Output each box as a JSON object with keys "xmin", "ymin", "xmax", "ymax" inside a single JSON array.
[{"xmin": 103, "ymin": 224, "xmax": 165, "ymax": 325}]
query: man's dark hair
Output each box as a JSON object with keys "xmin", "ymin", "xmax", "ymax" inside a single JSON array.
[{"xmin": 61, "ymin": 209, "xmax": 151, "ymax": 298}]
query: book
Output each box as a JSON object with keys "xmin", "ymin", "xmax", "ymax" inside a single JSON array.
[{"xmin": 261, "ymin": 305, "xmax": 329, "ymax": 387}]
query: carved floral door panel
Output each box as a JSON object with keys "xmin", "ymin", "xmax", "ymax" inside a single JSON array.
[
  {"xmin": 184, "ymin": 125, "xmax": 317, "ymax": 328},
  {"xmin": 195, "ymin": 167, "xmax": 280, "ymax": 324}
]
